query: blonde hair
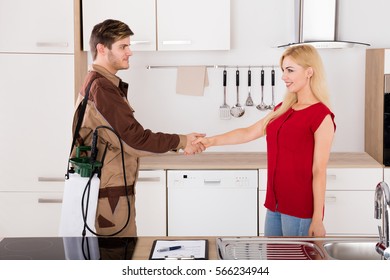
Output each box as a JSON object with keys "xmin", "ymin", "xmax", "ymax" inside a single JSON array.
[{"xmin": 263, "ymin": 45, "xmax": 330, "ymax": 131}]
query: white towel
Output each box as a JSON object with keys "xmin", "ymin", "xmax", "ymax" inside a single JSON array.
[{"xmin": 176, "ymin": 66, "xmax": 209, "ymax": 96}]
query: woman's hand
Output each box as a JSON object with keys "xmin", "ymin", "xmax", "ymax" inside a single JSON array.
[
  {"xmin": 192, "ymin": 137, "xmax": 213, "ymax": 149},
  {"xmin": 308, "ymin": 219, "xmax": 326, "ymax": 237}
]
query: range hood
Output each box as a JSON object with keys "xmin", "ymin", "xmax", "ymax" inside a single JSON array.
[{"xmin": 278, "ymin": 0, "xmax": 370, "ymax": 49}]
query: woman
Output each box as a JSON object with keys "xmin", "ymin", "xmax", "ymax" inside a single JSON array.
[{"xmin": 193, "ymin": 45, "xmax": 336, "ymax": 237}]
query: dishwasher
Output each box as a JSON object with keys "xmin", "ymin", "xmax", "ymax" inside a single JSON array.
[{"xmin": 167, "ymin": 170, "xmax": 258, "ymax": 236}]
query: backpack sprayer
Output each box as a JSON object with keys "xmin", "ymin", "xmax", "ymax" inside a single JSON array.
[{"xmin": 58, "ymin": 78, "xmax": 130, "ymax": 259}]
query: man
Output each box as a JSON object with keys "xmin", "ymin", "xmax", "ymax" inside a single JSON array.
[{"xmin": 72, "ymin": 19, "xmax": 205, "ymax": 236}]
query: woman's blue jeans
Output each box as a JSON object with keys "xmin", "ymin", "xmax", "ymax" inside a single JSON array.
[{"xmin": 264, "ymin": 209, "xmax": 312, "ymax": 236}]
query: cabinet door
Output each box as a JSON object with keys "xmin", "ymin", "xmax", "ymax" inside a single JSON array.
[
  {"xmin": 157, "ymin": 0, "xmax": 230, "ymax": 50},
  {"xmin": 0, "ymin": 192, "xmax": 63, "ymax": 237},
  {"xmin": 324, "ymin": 191, "xmax": 378, "ymax": 235},
  {"xmin": 0, "ymin": 54, "xmax": 74, "ymax": 189},
  {"xmin": 0, "ymin": 0, "xmax": 74, "ymax": 53},
  {"xmin": 135, "ymin": 170, "xmax": 166, "ymax": 236},
  {"xmin": 82, "ymin": 0, "xmax": 156, "ymax": 51}
]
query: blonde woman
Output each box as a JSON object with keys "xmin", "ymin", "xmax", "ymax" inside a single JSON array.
[{"xmin": 194, "ymin": 45, "xmax": 336, "ymax": 237}]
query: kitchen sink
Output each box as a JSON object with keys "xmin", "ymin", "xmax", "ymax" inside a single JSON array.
[
  {"xmin": 323, "ymin": 241, "xmax": 382, "ymax": 260},
  {"xmin": 216, "ymin": 237, "xmax": 325, "ymax": 260}
]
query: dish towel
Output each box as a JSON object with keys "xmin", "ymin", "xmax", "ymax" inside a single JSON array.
[{"xmin": 176, "ymin": 66, "xmax": 209, "ymax": 96}]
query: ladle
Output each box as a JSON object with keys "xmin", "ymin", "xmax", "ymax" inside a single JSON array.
[{"xmin": 230, "ymin": 69, "xmax": 245, "ymax": 117}]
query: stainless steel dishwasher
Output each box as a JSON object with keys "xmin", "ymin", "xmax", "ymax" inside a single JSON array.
[{"xmin": 167, "ymin": 170, "xmax": 258, "ymax": 236}]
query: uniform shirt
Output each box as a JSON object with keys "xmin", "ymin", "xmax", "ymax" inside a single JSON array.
[{"xmin": 264, "ymin": 102, "xmax": 336, "ymax": 218}]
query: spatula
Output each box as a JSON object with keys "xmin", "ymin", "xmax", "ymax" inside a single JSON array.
[
  {"xmin": 245, "ymin": 69, "xmax": 254, "ymax": 106},
  {"xmin": 219, "ymin": 69, "xmax": 231, "ymax": 120}
]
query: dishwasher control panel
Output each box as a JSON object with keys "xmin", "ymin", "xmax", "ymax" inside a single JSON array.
[{"xmin": 168, "ymin": 170, "xmax": 258, "ymax": 188}]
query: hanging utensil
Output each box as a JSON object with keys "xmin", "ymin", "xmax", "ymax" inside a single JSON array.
[
  {"xmin": 256, "ymin": 69, "xmax": 268, "ymax": 111},
  {"xmin": 219, "ymin": 69, "xmax": 231, "ymax": 120},
  {"xmin": 230, "ymin": 69, "xmax": 245, "ymax": 118},
  {"xmin": 245, "ymin": 69, "xmax": 254, "ymax": 106},
  {"xmin": 268, "ymin": 69, "xmax": 276, "ymax": 110}
]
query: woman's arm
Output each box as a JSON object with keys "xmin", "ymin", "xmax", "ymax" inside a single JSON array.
[
  {"xmin": 309, "ymin": 114, "xmax": 335, "ymax": 237},
  {"xmin": 192, "ymin": 113, "xmax": 271, "ymax": 148}
]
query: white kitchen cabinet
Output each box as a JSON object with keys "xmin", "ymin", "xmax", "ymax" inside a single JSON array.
[
  {"xmin": 324, "ymin": 191, "xmax": 378, "ymax": 235},
  {"xmin": 258, "ymin": 168, "xmax": 382, "ymax": 235},
  {"xmin": 0, "ymin": 0, "xmax": 74, "ymax": 53},
  {"xmin": 135, "ymin": 170, "xmax": 166, "ymax": 236},
  {"xmin": 82, "ymin": 0, "xmax": 156, "ymax": 52},
  {"xmin": 157, "ymin": 0, "xmax": 230, "ymax": 51},
  {"xmin": 0, "ymin": 191, "xmax": 63, "ymax": 237},
  {"xmin": 382, "ymin": 168, "xmax": 390, "ymax": 185},
  {"xmin": 385, "ymin": 49, "xmax": 390, "ymax": 74},
  {"xmin": 0, "ymin": 54, "xmax": 74, "ymax": 190},
  {"xmin": 82, "ymin": 0, "xmax": 230, "ymax": 51}
]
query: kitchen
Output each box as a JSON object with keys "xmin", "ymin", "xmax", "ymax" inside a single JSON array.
[{"xmin": 0, "ymin": 0, "xmax": 390, "ymax": 266}]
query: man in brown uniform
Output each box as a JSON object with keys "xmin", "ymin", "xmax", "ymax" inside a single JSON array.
[{"xmin": 73, "ymin": 19, "xmax": 205, "ymax": 236}]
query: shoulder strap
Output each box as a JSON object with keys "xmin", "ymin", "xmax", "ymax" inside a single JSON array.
[{"xmin": 65, "ymin": 78, "xmax": 97, "ymax": 178}]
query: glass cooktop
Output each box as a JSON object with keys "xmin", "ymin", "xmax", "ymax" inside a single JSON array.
[{"xmin": 0, "ymin": 237, "xmax": 137, "ymax": 260}]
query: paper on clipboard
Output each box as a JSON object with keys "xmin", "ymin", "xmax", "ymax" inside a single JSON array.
[{"xmin": 150, "ymin": 240, "xmax": 208, "ymax": 260}]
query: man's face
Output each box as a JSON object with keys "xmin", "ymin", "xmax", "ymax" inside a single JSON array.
[{"xmin": 104, "ymin": 37, "xmax": 132, "ymax": 73}]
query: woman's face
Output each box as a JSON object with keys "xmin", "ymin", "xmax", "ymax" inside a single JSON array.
[{"xmin": 281, "ymin": 56, "xmax": 312, "ymax": 94}]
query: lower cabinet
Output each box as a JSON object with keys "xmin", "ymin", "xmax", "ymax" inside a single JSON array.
[
  {"xmin": 0, "ymin": 189, "xmax": 63, "ymax": 237},
  {"xmin": 134, "ymin": 170, "xmax": 166, "ymax": 236},
  {"xmin": 324, "ymin": 190, "xmax": 377, "ymax": 235},
  {"xmin": 259, "ymin": 168, "xmax": 382, "ymax": 236}
]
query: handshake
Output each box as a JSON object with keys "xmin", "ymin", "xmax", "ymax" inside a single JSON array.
[{"xmin": 183, "ymin": 133, "xmax": 209, "ymax": 155}]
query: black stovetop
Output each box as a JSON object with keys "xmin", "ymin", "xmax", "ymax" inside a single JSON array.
[{"xmin": 0, "ymin": 237, "xmax": 137, "ymax": 260}]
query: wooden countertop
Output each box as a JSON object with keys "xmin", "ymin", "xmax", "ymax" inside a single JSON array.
[{"xmin": 139, "ymin": 152, "xmax": 382, "ymax": 170}]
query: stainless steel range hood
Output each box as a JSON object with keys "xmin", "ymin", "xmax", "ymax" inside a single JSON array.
[{"xmin": 278, "ymin": 0, "xmax": 370, "ymax": 49}]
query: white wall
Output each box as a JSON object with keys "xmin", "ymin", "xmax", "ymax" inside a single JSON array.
[{"xmin": 113, "ymin": 0, "xmax": 390, "ymax": 152}]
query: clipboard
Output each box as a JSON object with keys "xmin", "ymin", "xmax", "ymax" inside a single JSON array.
[{"xmin": 149, "ymin": 239, "xmax": 208, "ymax": 260}]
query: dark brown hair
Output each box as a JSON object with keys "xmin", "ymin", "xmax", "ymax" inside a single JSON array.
[{"xmin": 89, "ymin": 19, "xmax": 134, "ymax": 60}]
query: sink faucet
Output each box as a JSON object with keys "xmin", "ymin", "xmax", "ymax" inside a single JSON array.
[{"xmin": 374, "ymin": 181, "xmax": 390, "ymax": 259}]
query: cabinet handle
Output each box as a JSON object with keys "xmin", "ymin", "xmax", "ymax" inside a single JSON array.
[
  {"xmin": 138, "ymin": 177, "xmax": 161, "ymax": 182},
  {"xmin": 131, "ymin": 40, "xmax": 151, "ymax": 45},
  {"xmin": 325, "ymin": 196, "xmax": 337, "ymax": 203},
  {"xmin": 38, "ymin": 177, "xmax": 65, "ymax": 182},
  {"xmin": 162, "ymin": 40, "xmax": 192, "ymax": 45},
  {"xmin": 38, "ymin": 198, "xmax": 62, "ymax": 204},
  {"xmin": 327, "ymin": 174, "xmax": 337, "ymax": 180},
  {"xmin": 36, "ymin": 42, "xmax": 69, "ymax": 48}
]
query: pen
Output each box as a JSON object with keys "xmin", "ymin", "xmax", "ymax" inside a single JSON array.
[{"xmin": 157, "ymin": 246, "xmax": 182, "ymax": 252}]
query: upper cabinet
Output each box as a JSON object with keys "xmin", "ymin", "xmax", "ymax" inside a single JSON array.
[
  {"xmin": 157, "ymin": 0, "xmax": 230, "ymax": 51},
  {"xmin": 82, "ymin": 0, "xmax": 230, "ymax": 51},
  {"xmin": 82, "ymin": 0, "xmax": 157, "ymax": 52},
  {"xmin": 0, "ymin": 0, "xmax": 74, "ymax": 53}
]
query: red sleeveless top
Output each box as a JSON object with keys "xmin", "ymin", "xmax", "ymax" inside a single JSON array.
[{"xmin": 264, "ymin": 102, "xmax": 336, "ymax": 218}]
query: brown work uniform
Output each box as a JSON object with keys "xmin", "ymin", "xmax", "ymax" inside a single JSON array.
[{"xmin": 72, "ymin": 64, "xmax": 186, "ymax": 236}]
